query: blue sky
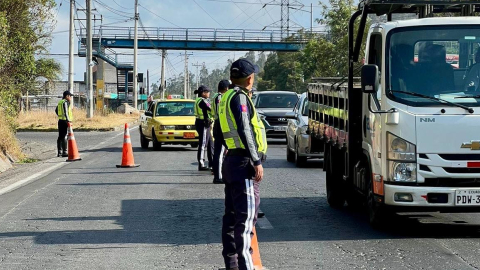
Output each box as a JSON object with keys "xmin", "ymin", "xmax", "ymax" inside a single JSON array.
[{"xmin": 50, "ymin": 0, "xmax": 327, "ymax": 85}]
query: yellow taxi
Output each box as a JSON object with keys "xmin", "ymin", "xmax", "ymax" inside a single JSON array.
[{"xmin": 139, "ymin": 98, "xmax": 198, "ymax": 150}]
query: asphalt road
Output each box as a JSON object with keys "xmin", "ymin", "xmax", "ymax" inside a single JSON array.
[{"xmin": 2, "ymin": 130, "xmax": 480, "ymax": 269}]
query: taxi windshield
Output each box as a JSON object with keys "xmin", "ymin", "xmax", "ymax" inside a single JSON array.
[
  {"xmin": 387, "ymin": 25, "xmax": 480, "ymax": 107},
  {"xmin": 156, "ymin": 102, "xmax": 194, "ymax": 116}
]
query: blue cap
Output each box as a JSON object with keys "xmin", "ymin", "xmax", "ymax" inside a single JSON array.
[
  {"xmin": 218, "ymin": 80, "xmax": 230, "ymax": 91},
  {"xmin": 230, "ymin": 58, "xmax": 260, "ymax": 79}
]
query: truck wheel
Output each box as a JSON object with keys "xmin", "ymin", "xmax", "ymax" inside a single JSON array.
[
  {"xmin": 295, "ymin": 141, "xmax": 307, "ymax": 167},
  {"xmin": 286, "ymin": 143, "xmax": 295, "ymax": 162},
  {"xmin": 140, "ymin": 128, "xmax": 149, "ymax": 149},
  {"xmin": 152, "ymin": 129, "xmax": 162, "ymax": 151},
  {"xmin": 325, "ymin": 146, "xmax": 345, "ymax": 208}
]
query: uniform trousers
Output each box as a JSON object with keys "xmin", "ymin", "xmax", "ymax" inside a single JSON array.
[
  {"xmin": 221, "ymin": 154, "xmax": 260, "ymax": 270},
  {"xmin": 195, "ymin": 119, "xmax": 213, "ymax": 168},
  {"xmin": 212, "ymin": 120, "xmax": 225, "ymax": 180}
]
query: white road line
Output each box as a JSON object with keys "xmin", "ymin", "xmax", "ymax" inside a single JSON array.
[
  {"xmin": 0, "ymin": 162, "xmax": 66, "ymax": 196},
  {"xmin": 0, "ymin": 125, "xmax": 140, "ymax": 196},
  {"xmin": 256, "ymin": 215, "xmax": 274, "ymax": 229}
]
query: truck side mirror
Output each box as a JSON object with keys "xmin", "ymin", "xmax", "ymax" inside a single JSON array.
[{"xmin": 361, "ymin": 65, "xmax": 379, "ymax": 94}]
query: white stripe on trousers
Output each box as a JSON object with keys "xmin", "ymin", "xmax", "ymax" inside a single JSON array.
[
  {"xmin": 218, "ymin": 146, "xmax": 225, "ymax": 179},
  {"xmin": 199, "ymin": 127, "xmax": 208, "ymax": 166},
  {"xmin": 243, "ymin": 179, "xmax": 255, "ymax": 270}
]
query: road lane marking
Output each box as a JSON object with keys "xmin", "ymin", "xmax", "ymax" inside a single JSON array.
[
  {"xmin": 0, "ymin": 125, "xmax": 140, "ymax": 196},
  {"xmin": 256, "ymin": 215, "xmax": 274, "ymax": 229},
  {"xmin": 0, "ymin": 163, "xmax": 66, "ymax": 196}
]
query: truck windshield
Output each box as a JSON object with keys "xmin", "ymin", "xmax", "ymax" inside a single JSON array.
[
  {"xmin": 156, "ymin": 102, "xmax": 194, "ymax": 116},
  {"xmin": 387, "ymin": 25, "xmax": 480, "ymax": 107},
  {"xmin": 256, "ymin": 94, "xmax": 298, "ymax": 108}
]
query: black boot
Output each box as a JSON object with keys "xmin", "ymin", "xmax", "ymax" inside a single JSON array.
[
  {"xmin": 57, "ymin": 139, "xmax": 62, "ymax": 157},
  {"xmin": 62, "ymin": 139, "xmax": 68, "ymax": 157},
  {"xmin": 212, "ymin": 178, "xmax": 224, "ymax": 184}
]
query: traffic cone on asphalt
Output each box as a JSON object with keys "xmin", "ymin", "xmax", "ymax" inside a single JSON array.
[
  {"xmin": 251, "ymin": 227, "xmax": 265, "ymax": 270},
  {"xmin": 66, "ymin": 122, "xmax": 82, "ymax": 162},
  {"xmin": 116, "ymin": 123, "xmax": 139, "ymax": 168}
]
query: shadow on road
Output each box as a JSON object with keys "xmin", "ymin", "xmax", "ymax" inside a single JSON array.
[{"xmin": 1, "ymin": 197, "xmax": 480, "ymax": 245}]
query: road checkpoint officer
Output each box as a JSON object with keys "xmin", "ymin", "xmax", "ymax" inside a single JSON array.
[
  {"xmin": 55, "ymin": 91, "xmax": 73, "ymax": 157},
  {"xmin": 194, "ymin": 85, "xmax": 214, "ymax": 171},
  {"xmin": 211, "ymin": 80, "xmax": 230, "ymax": 184},
  {"xmin": 219, "ymin": 59, "xmax": 267, "ymax": 270}
]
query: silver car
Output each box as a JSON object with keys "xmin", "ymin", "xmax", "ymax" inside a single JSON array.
[{"xmin": 286, "ymin": 93, "xmax": 323, "ymax": 167}]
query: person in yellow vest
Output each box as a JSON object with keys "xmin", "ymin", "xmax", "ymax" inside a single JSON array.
[
  {"xmin": 193, "ymin": 85, "xmax": 214, "ymax": 171},
  {"xmin": 219, "ymin": 59, "xmax": 267, "ymax": 270},
  {"xmin": 211, "ymin": 79, "xmax": 230, "ymax": 184},
  {"xmin": 55, "ymin": 91, "xmax": 73, "ymax": 157}
]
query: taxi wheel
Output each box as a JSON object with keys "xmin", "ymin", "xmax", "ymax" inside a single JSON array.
[
  {"xmin": 152, "ymin": 129, "xmax": 162, "ymax": 150},
  {"xmin": 191, "ymin": 143, "xmax": 199, "ymax": 148},
  {"xmin": 140, "ymin": 129, "xmax": 149, "ymax": 149}
]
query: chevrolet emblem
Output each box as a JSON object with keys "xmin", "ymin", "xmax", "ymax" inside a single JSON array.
[{"xmin": 461, "ymin": 141, "xmax": 480, "ymax": 150}]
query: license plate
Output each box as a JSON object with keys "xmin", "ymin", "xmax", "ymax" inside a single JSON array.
[
  {"xmin": 455, "ymin": 189, "xmax": 480, "ymax": 205},
  {"xmin": 183, "ymin": 132, "xmax": 195, "ymax": 139},
  {"xmin": 274, "ymin": 126, "xmax": 287, "ymax": 131}
]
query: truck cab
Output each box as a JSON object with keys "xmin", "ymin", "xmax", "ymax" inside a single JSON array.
[{"xmin": 308, "ymin": 0, "xmax": 480, "ymax": 227}]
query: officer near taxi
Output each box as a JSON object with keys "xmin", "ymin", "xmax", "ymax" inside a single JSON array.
[
  {"xmin": 55, "ymin": 90, "xmax": 73, "ymax": 157},
  {"xmin": 194, "ymin": 85, "xmax": 214, "ymax": 171},
  {"xmin": 211, "ymin": 80, "xmax": 230, "ymax": 184},
  {"xmin": 218, "ymin": 59, "xmax": 267, "ymax": 270}
]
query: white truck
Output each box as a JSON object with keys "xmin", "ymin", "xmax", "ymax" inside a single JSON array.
[{"xmin": 308, "ymin": 0, "xmax": 480, "ymax": 226}]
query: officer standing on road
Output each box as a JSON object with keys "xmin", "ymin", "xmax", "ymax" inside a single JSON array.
[
  {"xmin": 194, "ymin": 85, "xmax": 214, "ymax": 171},
  {"xmin": 55, "ymin": 91, "xmax": 73, "ymax": 157},
  {"xmin": 219, "ymin": 59, "xmax": 267, "ymax": 270},
  {"xmin": 211, "ymin": 80, "xmax": 230, "ymax": 184}
]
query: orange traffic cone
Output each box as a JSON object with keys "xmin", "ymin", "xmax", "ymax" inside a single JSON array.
[
  {"xmin": 66, "ymin": 122, "xmax": 82, "ymax": 162},
  {"xmin": 251, "ymin": 227, "xmax": 264, "ymax": 270},
  {"xmin": 116, "ymin": 123, "xmax": 139, "ymax": 168}
]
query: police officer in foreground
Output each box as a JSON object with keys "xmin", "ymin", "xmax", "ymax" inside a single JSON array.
[
  {"xmin": 55, "ymin": 91, "xmax": 73, "ymax": 157},
  {"xmin": 194, "ymin": 85, "xmax": 214, "ymax": 171},
  {"xmin": 219, "ymin": 59, "xmax": 267, "ymax": 270},
  {"xmin": 211, "ymin": 80, "xmax": 230, "ymax": 184}
]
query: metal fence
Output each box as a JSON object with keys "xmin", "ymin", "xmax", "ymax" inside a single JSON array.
[{"xmin": 79, "ymin": 27, "xmax": 326, "ymax": 43}]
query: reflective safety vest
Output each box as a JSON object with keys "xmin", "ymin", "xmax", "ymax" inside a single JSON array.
[
  {"xmin": 57, "ymin": 99, "xmax": 73, "ymax": 121},
  {"xmin": 194, "ymin": 97, "xmax": 213, "ymax": 120},
  {"xmin": 211, "ymin": 93, "xmax": 221, "ymax": 120},
  {"xmin": 218, "ymin": 88, "xmax": 267, "ymax": 154}
]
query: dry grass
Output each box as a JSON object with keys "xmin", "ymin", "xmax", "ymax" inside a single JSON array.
[
  {"xmin": 17, "ymin": 108, "xmax": 140, "ymax": 131},
  {"xmin": 0, "ymin": 112, "xmax": 23, "ymax": 160}
]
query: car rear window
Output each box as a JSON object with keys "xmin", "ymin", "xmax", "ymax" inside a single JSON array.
[{"xmin": 256, "ymin": 94, "xmax": 298, "ymax": 108}]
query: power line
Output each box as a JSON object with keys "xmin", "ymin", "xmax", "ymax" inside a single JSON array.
[
  {"xmin": 192, "ymin": 0, "xmax": 226, "ymax": 28},
  {"xmin": 138, "ymin": 4, "xmax": 182, "ymax": 28},
  {"xmin": 112, "ymin": 0, "xmax": 134, "ymax": 10}
]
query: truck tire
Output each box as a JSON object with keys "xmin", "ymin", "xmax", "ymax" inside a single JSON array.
[
  {"xmin": 140, "ymin": 128, "xmax": 149, "ymax": 149},
  {"xmin": 152, "ymin": 128, "xmax": 162, "ymax": 151},
  {"xmin": 325, "ymin": 145, "xmax": 345, "ymax": 208},
  {"xmin": 295, "ymin": 140, "xmax": 307, "ymax": 167}
]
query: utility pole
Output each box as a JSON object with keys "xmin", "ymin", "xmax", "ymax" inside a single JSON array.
[
  {"xmin": 192, "ymin": 62, "xmax": 204, "ymax": 91},
  {"xmin": 133, "ymin": 0, "xmax": 139, "ymax": 109},
  {"xmin": 68, "ymin": 0, "xmax": 75, "ymax": 93},
  {"xmin": 161, "ymin": 49, "xmax": 166, "ymax": 99},
  {"xmin": 184, "ymin": 50, "xmax": 188, "ymax": 99},
  {"xmin": 310, "ymin": 3, "xmax": 313, "ymax": 34},
  {"xmin": 86, "ymin": 0, "xmax": 94, "ymax": 118},
  {"xmin": 147, "ymin": 69, "xmax": 149, "ymax": 95}
]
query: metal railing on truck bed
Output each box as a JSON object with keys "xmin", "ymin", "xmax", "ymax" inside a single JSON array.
[{"xmin": 307, "ymin": 78, "xmax": 360, "ymax": 149}]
